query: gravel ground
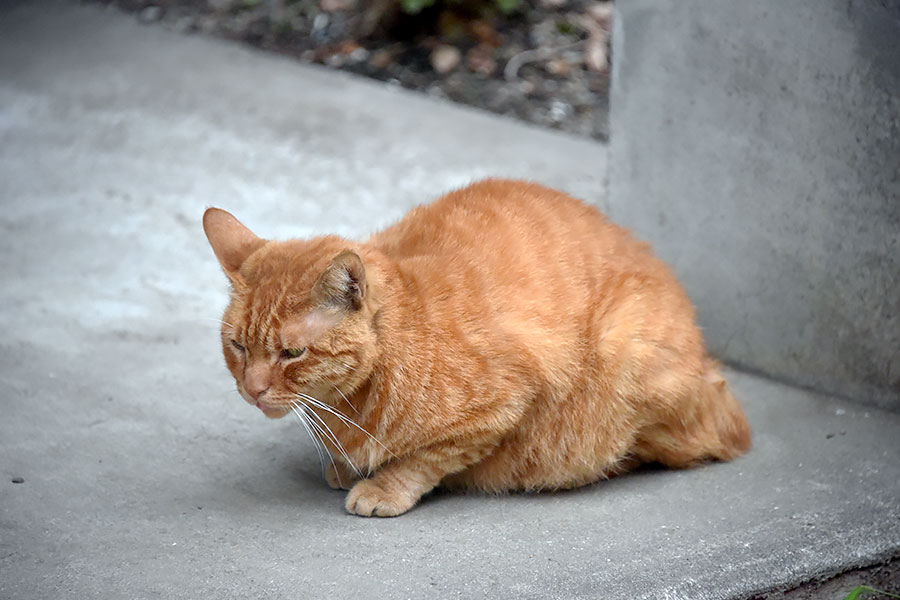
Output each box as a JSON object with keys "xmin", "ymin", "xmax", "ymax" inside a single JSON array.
[{"xmin": 91, "ymin": 0, "xmax": 612, "ymax": 141}]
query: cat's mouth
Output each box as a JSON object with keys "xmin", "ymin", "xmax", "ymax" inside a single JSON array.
[
  {"xmin": 236, "ymin": 386, "xmax": 290, "ymax": 419},
  {"xmin": 255, "ymin": 401, "xmax": 289, "ymax": 419}
]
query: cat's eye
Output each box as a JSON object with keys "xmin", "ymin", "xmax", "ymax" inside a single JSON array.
[
  {"xmin": 281, "ymin": 347, "xmax": 306, "ymax": 360},
  {"xmin": 230, "ymin": 339, "xmax": 245, "ymax": 352}
]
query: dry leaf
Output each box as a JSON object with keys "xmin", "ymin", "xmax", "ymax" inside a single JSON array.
[
  {"xmin": 545, "ymin": 57, "xmax": 571, "ymax": 77},
  {"xmin": 470, "ymin": 20, "xmax": 502, "ymax": 47},
  {"xmin": 337, "ymin": 40, "xmax": 363, "ymax": 55},
  {"xmin": 466, "ymin": 44, "xmax": 497, "ymax": 76},
  {"xmin": 584, "ymin": 31, "xmax": 608, "ymax": 72},
  {"xmin": 320, "ymin": 0, "xmax": 356, "ymax": 12},
  {"xmin": 581, "ymin": 7, "xmax": 611, "ymax": 72},
  {"xmin": 585, "ymin": 1, "xmax": 613, "ymax": 29},
  {"xmin": 368, "ymin": 49, "xmax": 393, "ymax": 69}
]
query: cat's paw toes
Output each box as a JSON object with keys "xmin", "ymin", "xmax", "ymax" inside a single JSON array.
[
  {"xmin": 325, "ymin": 463, "xmax": 357, "ymax": 491},
  {"xmin": 345, "ymin": 480, "xmax": 416, "ymax": 517}
]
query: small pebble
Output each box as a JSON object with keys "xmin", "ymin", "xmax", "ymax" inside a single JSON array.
[
  {"xmin": 348, "ymin": 47, "xmax": 369, "ymax": 63},
  {"xmin": 548, "ymin": 99, "xmax": 572, "ymax": 122},
  {"xmin": 430, "ymin": 45, "xmax": 461, "ymax": 75},
  {"xmin": 826, "ymin": 433, "xmax": 835, "ymax": 439},
  {"xmin": 11, "ymin": 477, "xmax": 24, "ymax": 484},
  {"xmin": 325, "ymin": 53, "xmax": 345, "ymax": 68},
  {"xmin": 312, "ymin": 13, "xmax": 329, "ymax": 32}
]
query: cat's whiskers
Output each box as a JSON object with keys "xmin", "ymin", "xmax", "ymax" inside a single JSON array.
[
  {"xmin": 197, "ymin": 317, "xmax": 236, "ymax": 329},
  {"xmin": 296, "ymin": 392, "xmax": 396, "ymax": 459},
  {"xmin": 332, "ymin": 384, "xmax": 359, "ymax": 415},
  {"xmin": 294, "ymin": 397, "xmax": 363, "ymax": 478},
  {"xmin": 288, "ymin": 401, "xmax": 328, "ymax": 477},
  {"xmin": 303, "ymin": 413, "xmax": 352, "ymax": 488},
  {"xmin": 293, "ymin": 376, "xmax": 358, "ymax": 416},
  {"xmin": 298, "ymin": 406, "xmax": 339, "ymax": 471},
  {"xmin": 290, "ymin": 400, "xmax": 349, "ymax": 485}
]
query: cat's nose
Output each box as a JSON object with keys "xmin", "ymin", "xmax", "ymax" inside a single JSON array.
[
  {"xmin": 244, "ymin": 381, "xmax": 269, "ymax": 400},
  {"xmin": 245, "ymin": 383, "xmax": 269, "ymax": 401},
  {"xmin": 244, "ymin": 365, "xmax": 271, "ymax": 400}
]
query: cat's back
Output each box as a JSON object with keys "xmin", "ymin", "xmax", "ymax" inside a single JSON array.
[
  {"xmin": 370, "ymin": 179, "xmax": 639, "ymax": 268},
  {"xmin": 368, "ymin": 179, "xmax": 684, "ymax": 341}
]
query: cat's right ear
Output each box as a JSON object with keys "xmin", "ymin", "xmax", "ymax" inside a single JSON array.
[{"xmin": 202, "ymin": 208, "xmax": 265, "ymax": 283}]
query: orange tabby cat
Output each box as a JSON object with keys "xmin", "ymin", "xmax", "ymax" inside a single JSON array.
[{"xmin": 203, "ymin": 179, "xmax": 751, "ymax": 517}]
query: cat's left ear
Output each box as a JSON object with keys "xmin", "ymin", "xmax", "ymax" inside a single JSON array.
[
  {"xmin": 203, "ymin": 208, "xmax": 265, "ymax": 283},
  {"xmin": 313, "ymin": 250, "xmax": 367, "ymax": 310}
]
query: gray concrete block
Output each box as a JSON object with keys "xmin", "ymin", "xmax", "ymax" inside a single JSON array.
[{"xmin": 608, "ymin": 0, "xmax": 900, "ymax": 409}]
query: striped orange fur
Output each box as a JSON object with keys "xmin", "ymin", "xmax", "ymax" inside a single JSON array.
[{"xmin": 203, "ymin": 179, "xmax": 751, "ymax": 517}]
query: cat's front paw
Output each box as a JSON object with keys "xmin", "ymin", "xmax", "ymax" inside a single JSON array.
[
  {"xmin": 345, "ymin": 479, "xmax": 417, "ymax": 517},
  {"xmin": 325, "ymin": 462, "xmax": 359, "ymax": 491}
]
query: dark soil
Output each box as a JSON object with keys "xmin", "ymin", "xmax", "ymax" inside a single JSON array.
[
  {"xmin": 751, "ymin": 559, "xmax": 900, "ymax": 600},
  {"xmin": 91, "ymin": 0, "xmax": 612, "ymax": 141}
]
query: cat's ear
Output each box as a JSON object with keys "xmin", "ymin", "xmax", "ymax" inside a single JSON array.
[
  {"xmin": 203, "ymin": 208, "xmax": 265, "ymax": 282},
  {"xmin": 313, "ymin": 250, "xmax": 367, "ymax": 310}
]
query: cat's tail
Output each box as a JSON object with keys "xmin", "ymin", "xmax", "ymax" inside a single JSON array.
[
  {"xmin": 699, "ymin": 358, "xmax": 752, "ymax": 461},
  {"xmin": 635, "ymin": 358, "xmax": 752, "ymax": 468}
]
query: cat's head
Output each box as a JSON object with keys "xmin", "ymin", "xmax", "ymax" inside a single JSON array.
[{"xmin": 203, "ymin": 208, "xmax": 380, "ymax": 418}]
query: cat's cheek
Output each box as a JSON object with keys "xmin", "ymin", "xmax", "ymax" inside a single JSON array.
[
  {"xmin": 222, "ymin": 346, "xmax": 245, "ymax": 375},
  {"xmin": 280, "ymin": 363, "xmax": 307, "ymax": 388}
]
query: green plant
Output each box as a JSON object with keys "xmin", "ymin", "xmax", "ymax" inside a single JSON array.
[
  {"xmin": 398, "ymin": 0, "xmax": 520, "ymax": 16},
  {"xmin": 492, "ymin": 0, "xmax": 519, "ymax": 15},
  {"xmin": 844, "ymin": 585, "xmax": 900, "ymax": 600},
  {"xmin": 398, "ymin": 0, "xmax": 435, "ymax": 14}
]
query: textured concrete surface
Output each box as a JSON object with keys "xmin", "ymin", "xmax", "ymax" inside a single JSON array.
[
  {"xmin": 608, "ymin": 0, "xmax": 900, "ymax": 409},
  {"xmin": 1, "ymin": 2, "xmax": 899, "ymax": 599}
]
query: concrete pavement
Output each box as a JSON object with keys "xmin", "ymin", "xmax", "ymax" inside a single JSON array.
[{"xmin": 1, "ymin": 2, "xmax": 898, "ymax": 599}]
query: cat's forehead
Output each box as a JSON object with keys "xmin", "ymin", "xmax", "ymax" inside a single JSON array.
[
  {"xmin": 227, "ymin": 291, "xmax": 319, "ymax": 348},
  {"xmin": 243, "ymin": 242, "xmax": 320, "ymax": 283},
  {"xmin": 281, "ymin": 309, "xmax": 342, "ymax": 345},
  {"xmin": 227, "ymin": 239, "xmax": 348, "ymax": 344},
  {"xmin": 242, "ymin": 237, "xmax": 348, "ymax": 285}
]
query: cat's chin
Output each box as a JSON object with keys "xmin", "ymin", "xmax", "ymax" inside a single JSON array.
[{"xmin": 256, "ymin": 402, "xmax": 290, "ymax": 419}]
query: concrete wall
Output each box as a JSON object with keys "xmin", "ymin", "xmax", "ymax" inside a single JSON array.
[{"xmin": 608, "ymin": 0, "xmax": 900, "ymax": 409}]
